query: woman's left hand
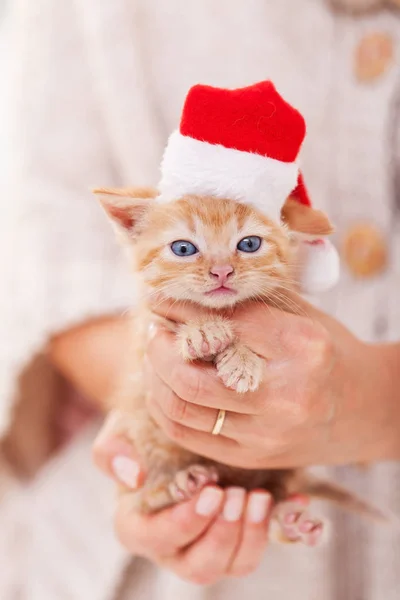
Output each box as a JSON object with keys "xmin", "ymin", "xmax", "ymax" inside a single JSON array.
[{"xmin": 146, "ymin": 297, "xmax": 400, "ymax": 469}]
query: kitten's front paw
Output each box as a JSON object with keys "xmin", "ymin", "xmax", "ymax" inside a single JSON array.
[
  {"xmin": 178, "ymin": 318, "xmax": 234, "ymax": 361},
  {"xmin": 137, "ymin": 464, "xmax": 219, "ymax": 513},
  {"xmin": 215, "ymin": 344, "xmax": 264, "ymax": 393}
]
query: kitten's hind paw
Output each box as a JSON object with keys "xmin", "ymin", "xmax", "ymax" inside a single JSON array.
[
  {"xmin": 273, "ymin": 500, "xmax": 324, "ymax": 547},
  {"xmin": 177, "ymin": 318, "xmax": 234, "ymax": 361},
  {"xmin": 137, "ymin": 464, "xmax": 219, "ymax": 514},
  {"xmin": 215, "ymin": 343, "xmax": 264, "ymax": 393}
]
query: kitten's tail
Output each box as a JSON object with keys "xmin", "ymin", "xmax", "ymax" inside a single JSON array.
[{"xmin": 300, "ymin": 477, "xmax": 388, "ymax": 523}]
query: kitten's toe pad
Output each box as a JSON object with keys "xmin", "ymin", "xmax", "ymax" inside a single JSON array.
[
  {"xmin": 137, "ymin": 464, "xmax": 219, "ymax": 514},
  {"xmin": 178, "ymin": 318, "xmax": 234, "ymax": 360},
  {"xmin": 275, "ymin": 501, "xmax": 324, "ymax": 547},
  {"xmin": 215, "ymin": 344, "xmax": 264, "ymax": 393},
  {"xmin": 169, "ymin": 464, "xmax": 219, "ymax": 501}
]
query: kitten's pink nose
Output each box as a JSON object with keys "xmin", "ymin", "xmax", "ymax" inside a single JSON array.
[{"xmin": 209, "ymin": 265, "xmax": 234, "ymax": 285}]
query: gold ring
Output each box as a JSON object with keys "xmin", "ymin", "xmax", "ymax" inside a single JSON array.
[{"xmin": 211, "ymin": 409, "xmax": 226, "ymax": 436}]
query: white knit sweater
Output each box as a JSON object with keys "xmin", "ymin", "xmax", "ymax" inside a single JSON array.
[{"xmin": 1, "ymin": 0, "xmax": 400, "ymax": 598}]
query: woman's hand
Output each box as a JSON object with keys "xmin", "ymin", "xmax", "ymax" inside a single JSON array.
[
  {"xmin": 93, "ymin": 412, "xmax": 274, "ymax": 585},
  {"xmin": 146, "ymin": 297, "xmax": 400, "ymax": 468}
]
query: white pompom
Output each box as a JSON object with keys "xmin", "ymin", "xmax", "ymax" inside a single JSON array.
[{"xmin": 298, "ymin": 239, "xmax": 340, "ymax": 294}]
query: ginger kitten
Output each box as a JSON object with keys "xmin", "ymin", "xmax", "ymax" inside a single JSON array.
[{"xmin": 95, "ymin": 187, "xmax": 382, "ymax": 545}]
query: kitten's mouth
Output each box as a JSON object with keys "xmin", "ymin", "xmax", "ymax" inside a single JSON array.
[{"xmin": 205, "ymin": 286, "xmax": 238, "ymax": 297}]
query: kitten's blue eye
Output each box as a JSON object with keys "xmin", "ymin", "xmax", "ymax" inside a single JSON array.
[
  {"xmin": 237, "ymin": 236, "xmax": 262, "ymax": 253},
  {"xmin": 171, "ymin": 240, "xmax": 198, "ymax": 257}
]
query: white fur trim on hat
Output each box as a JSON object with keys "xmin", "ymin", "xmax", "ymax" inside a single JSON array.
[{"xmin": 158, "ymin": 131, "xmax": 299, "ymax": 222}]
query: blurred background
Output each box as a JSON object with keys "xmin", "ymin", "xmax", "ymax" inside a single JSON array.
[{"xmin": 0, "ymin": 1, "xmax": 9, "ymax": 185}]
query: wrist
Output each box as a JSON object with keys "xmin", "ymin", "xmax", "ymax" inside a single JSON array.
[
  {"xmin": 359, "ymin": 341, "xmax": 400, "ymax": 462},
  {"xmin": 49, "ymin": 316, "xmax": 129, "ymax": 407}
]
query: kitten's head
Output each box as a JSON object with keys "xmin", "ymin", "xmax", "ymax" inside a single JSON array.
[{"xmin": 95, "ymin": 187, "xmax": 332, "ymax": 309}]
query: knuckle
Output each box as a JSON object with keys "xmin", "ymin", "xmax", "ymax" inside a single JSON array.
[
  {"xmin": 306, "ymin": 324, "xmax": 333, "ymax": 369},
  {"xmin": 163, "ymin": 391, "xmax": 187, "ymax": 423},
  {"xmin": 172, "ymin": 364, "xmax": 202, "ymax": 404},
  {"xmin": 163, "ymin": 417, "xmax": 186, "ymax": 443},
  {"xmin": 286, "ymin": 318, "xmax": 314, "ymax": 352},
  {"xmin": 260, "ymin": 436, "xmax": 288, "ymax": 456},
  {"xmin": 287, "ymin": 318, "xmax": 333, "ymax": 370}
]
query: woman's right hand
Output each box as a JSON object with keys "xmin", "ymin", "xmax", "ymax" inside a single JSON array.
[{"xmin": 93, "ymin": 411, "xmax": 275, "ymax": 585}]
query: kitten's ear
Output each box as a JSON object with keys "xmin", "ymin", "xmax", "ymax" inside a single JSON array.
[
  {"xmin": 93, "ymin": 186, "xmax": 158, "ymax": 241},
  {"xmin": 281, "ymin": 197, "xmax": 334, "ymax": 236}
]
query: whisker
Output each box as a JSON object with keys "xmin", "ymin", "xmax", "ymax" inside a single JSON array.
[
  {"xmin": 249, "ymin": 282, "xmax": 309, "ymax": 318},
  {"xmin": 267, "ymin": 290, "xmax": 309, "ymax": 318}
]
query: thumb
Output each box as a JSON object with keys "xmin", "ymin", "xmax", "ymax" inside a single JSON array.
[
  {"xmin": 234, "ymin": 292, "xmax": 329, "ymax": 359},
  {"xmin": 92, "ymin": 410, "xmax": 146, "ymax": 489}
]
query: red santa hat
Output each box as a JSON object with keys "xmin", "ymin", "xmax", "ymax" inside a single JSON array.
[
  {"xmin": 158, "ymin": 81, "xmax": 339, "ymax": 292},
  {"xmin": 159, "ymin": 81, "xmax": 306, "ymax": 221}
]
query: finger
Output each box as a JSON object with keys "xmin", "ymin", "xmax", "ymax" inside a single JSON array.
[
  {"xmin": 228, "ymin": 491, "xmax": 273, "ymax": 577},
  {"xmin": 168, "ymin": 487, "xmax": 246, "ymax": 585},
  {"xmin": 115, "ymin": 485, "xmax": 224, "ymax": 558},
  {"xmin": 145, "ymin": 396, "xmax": 241, "ymax": 461},
  {"xmin": 146, "ymin": 363, "xmax": 254, "ymax": 439},
  {"xmin": 146, "ymin": 399, "xmax": 291, "ymax": 469},
  {"xmin": 147, "ymin": 329, "xmax": 258, "ymax": 413},
  {"xmin": 92, "ymin": 410, "xmax": 146, "ymax": 489}
]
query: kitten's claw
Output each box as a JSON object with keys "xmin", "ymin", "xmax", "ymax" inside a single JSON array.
[
  {"xmin": 215, "ymin": 343, "xmax": 264, "ymax": 393},
  {"xmin": 178, "ymin": 318, "xmax": 234, "ymax": 360},
  {"xmin": 275, "ymin": 501, "xmax": 324, "ymax": 546},
  {"xmin": 137, "ymin": 464, "xmax": 219, "ymax": 513}
]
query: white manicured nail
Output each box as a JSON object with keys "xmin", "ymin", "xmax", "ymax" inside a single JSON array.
[
  {"xmin": 195, "ymin": 487, "xmax": 223, "ymax": 516},
  {"xmin": 223, "ymin": 487, "xmax": 246, "ymax": 522},
  {"xmin": 247, "ymin": 492, "xmax": 271, "ymax": 523},
  {"xmin": 112, "ymin": 456, "xmax": 140, "ymax": 489}
]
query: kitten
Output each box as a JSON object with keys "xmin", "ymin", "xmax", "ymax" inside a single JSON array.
[{"xmin": 95, "ymin": 186, "xmax": 383, "ymax": 545}]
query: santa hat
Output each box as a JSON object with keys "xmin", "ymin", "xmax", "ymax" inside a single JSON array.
[
  {"xmin": 159, "ymin": 81, "xmax": 305, "ymax": 221},
  {"xmin": 158, "ymin": 81, "xmax": 339, "ymax": 292}
]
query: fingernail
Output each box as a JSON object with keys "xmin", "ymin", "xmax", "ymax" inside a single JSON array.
[
  {"xmin": 112, "ymin": 456, "xmax": 140, "ymax": 489},
  {"xmin": 148, "ymin": 322, "xmax": 157, "ymax": 339},
  {"xmin": 195, "ymin": 487, "xmax": 223, "ymax": 516},
  {"xmin": 223, "ymin": 487, "xmax": 246, "ymax": 522},
  {"xmin": 247, "ymin": 492, "xmax": 272, "ymax": 524}
]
